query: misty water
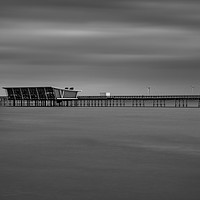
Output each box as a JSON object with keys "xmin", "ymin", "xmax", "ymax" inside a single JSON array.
[{"xmin": 0, "ymin": 107, "xmax": 200, "ymax": 200}]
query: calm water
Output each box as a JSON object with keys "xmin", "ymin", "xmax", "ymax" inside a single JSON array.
[{"xmin": 0, "ymin": 107, "xmax": 200, "ymax": 200}]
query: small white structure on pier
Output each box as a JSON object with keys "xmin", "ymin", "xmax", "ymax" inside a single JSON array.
[{"xmin": 100, "ymin": 92, "xmax": 111, "ymax": 97}]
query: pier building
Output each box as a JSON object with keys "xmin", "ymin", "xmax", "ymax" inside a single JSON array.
[{"xmin": 1, "ymin": 86, "xmax": 81, "ymax": 107}]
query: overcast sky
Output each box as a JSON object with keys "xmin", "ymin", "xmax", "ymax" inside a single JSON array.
[{"xmin": 0, "ymin": 0, "xmax": 200, "ymax": 95}]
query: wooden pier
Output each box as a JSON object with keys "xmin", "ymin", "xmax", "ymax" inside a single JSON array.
[{"xmin": 1, "ymin": 95, "xmax": 200, "ymax": 108}]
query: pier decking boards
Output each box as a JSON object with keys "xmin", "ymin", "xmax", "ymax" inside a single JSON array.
[{"xmin": 1, "ymin": 95, "xmax": 200, "ymax": 108}]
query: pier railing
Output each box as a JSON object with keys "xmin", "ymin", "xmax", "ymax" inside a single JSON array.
[
  {"xmin": 78, "ymin": 95, "xmax": 200, "ymax": 100},
  {"xmin": 1, "ymin": 95, "xmax": 200, "ymax": 108}
]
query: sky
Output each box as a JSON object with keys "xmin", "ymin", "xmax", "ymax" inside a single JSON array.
[{"xmin": 0, "ymin": 0, "xmax": 200, "ymax": 95}]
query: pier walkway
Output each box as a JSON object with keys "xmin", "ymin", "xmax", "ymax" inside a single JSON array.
[{"xmin": 1, "ymin": 95, "xmax": 200, "ymax": 108}]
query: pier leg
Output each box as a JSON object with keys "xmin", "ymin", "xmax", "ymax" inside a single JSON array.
[
  {"xmin": 123, "ymin": 100, "xmax": 126, "ymax": 107},
  {"xmin": 175, "ymin": 99, "xmax": 178, "ymax": 107}
]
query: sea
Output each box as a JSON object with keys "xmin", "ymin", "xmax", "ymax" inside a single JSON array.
[{"xmin": 0, "ymin": 107, "xmax": 200, "ymax": 200}]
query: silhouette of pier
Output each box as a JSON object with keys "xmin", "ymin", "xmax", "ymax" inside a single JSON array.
[
  {"xmin": 1, "ymin": 86, "xmax": 200, "ymax": 108},
  {"xmin": 1, "ymin": 95, "xmax": 200, "ymax": 108}
]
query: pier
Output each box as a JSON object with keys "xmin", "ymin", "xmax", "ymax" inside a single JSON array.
[
  {"xmin": 1, "ymin": 86, "xmax": 200, "ymax": 108},
  {"xmin": 1, "ymin": 95, "xmax": 200, "ymax": 108}
]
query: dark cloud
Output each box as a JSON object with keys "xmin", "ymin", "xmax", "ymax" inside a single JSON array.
[{"xmin": 1, "ymin": 0, "xmax": 200, "ymax": 29}]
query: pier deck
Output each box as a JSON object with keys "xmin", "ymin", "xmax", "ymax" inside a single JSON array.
[{"xmin": 1, "ymin": 95, "xmax": 200, "ymax": 108}]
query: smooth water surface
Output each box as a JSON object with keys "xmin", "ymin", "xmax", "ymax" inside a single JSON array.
[{"xmin": 0, "ymin": 107, "xmax": 200, "ymax": 200}]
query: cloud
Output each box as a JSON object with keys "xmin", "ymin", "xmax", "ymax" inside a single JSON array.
[
  {"xmin": 0, "ymin": 0, "xmax": 200, "ymax": 95},
  {"xmin": 0, "ymin": 21, "xmax": 199, "ymax": 64},
  {"xmin": 1, "ymin": 0, "xmax": 200, "ymax": 29}
]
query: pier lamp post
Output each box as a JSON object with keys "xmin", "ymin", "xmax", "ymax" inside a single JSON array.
[
  {"xmin": 147, "ymin": 87, "xmax": 151, "ymax": 96},
  {"xmin": 191, "ymin": 86, "xmax": 194, "ymax": 95}
]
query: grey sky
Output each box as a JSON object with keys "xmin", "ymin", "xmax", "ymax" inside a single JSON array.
[{"xmin": 0, "ymin": 0, "xmax": 200, "ymax": 95}]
